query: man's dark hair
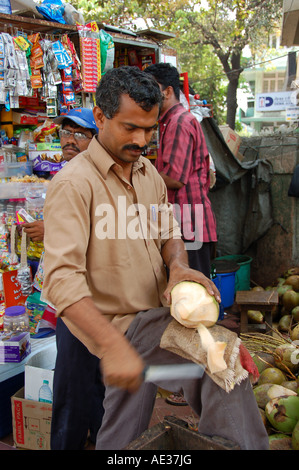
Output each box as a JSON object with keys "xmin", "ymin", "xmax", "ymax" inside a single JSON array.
[
  {"xmin": 61, "ymin": 118, "xmax": 97, "ymax": 135},
  {"xmin": 144, "ymin": 63, "xmax": 181, "ymax": 101},
  {"xmin": 95, "ymin": 66, "xmax": 162, "ymax": 119}
]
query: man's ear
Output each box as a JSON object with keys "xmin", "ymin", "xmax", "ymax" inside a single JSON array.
[
  {"xmin": 93, "ymin": 106, "xmax": 105, "ymax": 130},
  {"xmin": 163, "ymin": 85, "xmax": 174, "ymax": 100}
]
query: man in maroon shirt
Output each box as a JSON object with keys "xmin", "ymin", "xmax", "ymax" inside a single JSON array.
[
  {"xmin": 145, "ymin": 63, "xmax": 217, "ymax": 406},
  {"xmin": 145, "ymin": 63, "xmax": 217, "ymax": 279}
]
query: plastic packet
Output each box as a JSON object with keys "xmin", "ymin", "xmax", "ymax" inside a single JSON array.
[
  {"xmin": 52, "ymin": 40, "xmax": 73, "ymax": 69},
  {"xmin": 100, "ymin": 30, "xmax": 115, "ymax": 75},
  {"xmin": 36, "ymin": 0, "xmax": 66, "ymax": 24}
]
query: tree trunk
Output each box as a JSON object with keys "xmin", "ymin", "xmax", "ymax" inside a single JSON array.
[
  {"xmin": 225, "ymin": 51, "xmax": 242, "ymax": 130},
  {"xmin": 226, "ymin": 76, "xmax": 239, "ymax": 130}
]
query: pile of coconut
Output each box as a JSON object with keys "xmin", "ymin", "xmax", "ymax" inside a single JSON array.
[{"xmin": 241, "ymin": 267, "xmax": 299, "ymax": 450}]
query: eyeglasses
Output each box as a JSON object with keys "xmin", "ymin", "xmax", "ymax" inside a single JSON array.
[{"xmin": 59, "ymin": 129, "xmax": 92, "ymax": 141}]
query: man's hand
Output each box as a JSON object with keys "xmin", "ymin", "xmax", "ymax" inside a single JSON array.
[
  {"xmin": 23, "ymin": 221, "xmax": 45, "ymax": 242},
  {"xmin": 164, "ymin": 261, "xmax": 221, "ymax": 305},
  {"xmin": 100, "ymin": 334, "xmax": 145, "ymax": 393}
]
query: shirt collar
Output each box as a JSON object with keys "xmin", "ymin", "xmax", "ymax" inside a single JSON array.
[
  {"xmin": 159, "ymin": 102, "xmax": 184, "ymax": 125},
  {"xmin": 87, "ymin": 136, "xmax": 146, "ymax": 180}
]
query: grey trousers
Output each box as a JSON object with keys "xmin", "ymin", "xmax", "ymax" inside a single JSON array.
[{"xmin": 96, "ymin": 308, "xmax": 269, "ymax": 450}]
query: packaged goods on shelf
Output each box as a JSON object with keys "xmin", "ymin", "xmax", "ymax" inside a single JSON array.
[
  {"xmin": 77, "ymin": 22, "xmax": 102, "ymax": 93},
  {"xmin": 0, "ymin": 30, "xmax": 82, "ymax": 119},
  {"xmin": 0, "ymin": 331, "xmax": 31, "ymax": 363}
]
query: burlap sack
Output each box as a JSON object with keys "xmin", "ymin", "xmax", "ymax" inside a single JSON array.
[{"xmin": 160, "ymin": 319, "xmax": 248, "ymax": 393}]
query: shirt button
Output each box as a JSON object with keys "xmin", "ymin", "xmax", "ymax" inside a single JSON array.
[{"xmin": 127, "ymin": 185, "xmax": 131, "ymax": 189}]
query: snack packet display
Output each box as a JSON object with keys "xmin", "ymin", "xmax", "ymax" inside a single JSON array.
[
  {"xmin": 33, "ymin": 119, "xmax": 59, "ymax": 143},
  {"xmin": 77, "ymin": 22, "xmax": 101, "ymax": 93}
]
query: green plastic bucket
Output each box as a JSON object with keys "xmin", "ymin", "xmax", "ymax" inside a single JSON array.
[{"xmin": 214, "ymin": 255, "xmax": 252, "ymax": 291}]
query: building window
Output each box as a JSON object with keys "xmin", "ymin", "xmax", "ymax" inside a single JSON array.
[
  {"xmin": 262, "ymin": 72, "xmax": 285, "ymax": 93},
  {"xmin": 268, "ymin": 34, "xmax": 280, "ymax": 50}
]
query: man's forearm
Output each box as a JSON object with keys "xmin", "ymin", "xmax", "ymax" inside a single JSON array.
[
  {"xmin": 161, "ymin": 238, "xmax": 189, "ymax": 271},
  {"xmin": 61, "ymin": 297, "xmax": 145, "ymax": 392},
  {"xmin": 61, "ymin": 297, "xmax": 122, "ymax": 357},
  {"xmin": 161, "ymin": 238, "xmax": 221, "ymax": 304}
]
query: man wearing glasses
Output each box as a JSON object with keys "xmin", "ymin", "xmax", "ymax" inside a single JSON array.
[
  {"xmin": 23, "ymin": 108, "xmax": 106, "ymax": 450},
  {"xmin": 56, "ymin": 108, "xmax": 98, "ymax": 162}
]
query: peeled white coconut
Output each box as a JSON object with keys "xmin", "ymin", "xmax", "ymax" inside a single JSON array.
[
  {"xmin": 170, "ymin": 281, "xmax": 219, "ymax": 327},
  {"xmin": 170, "ymin": 281, "xmax": 227, "ymax": 374}
]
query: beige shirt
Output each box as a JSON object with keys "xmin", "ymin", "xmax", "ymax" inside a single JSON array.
[{"xmin": 43, "ymin": 136, "xmax": 181, "ymax": 333}]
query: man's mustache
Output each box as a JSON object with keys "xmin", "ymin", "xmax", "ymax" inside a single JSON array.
[
  {"xmin": 123, "ymin": 144, "xmax": 148, "ymax": 152},
  {"xmin": 62, "ymin": 144, "xmax": 80, "ymax": 152}
]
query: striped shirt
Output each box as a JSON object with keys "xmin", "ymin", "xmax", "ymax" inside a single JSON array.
[{"xmin": 156, "ymin": 103, "xmax": 217, "ymax": 243}]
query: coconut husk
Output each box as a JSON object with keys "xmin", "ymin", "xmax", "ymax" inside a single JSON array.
[{"xmin": 160, "ymin": 319, "xmax": 248, "ymax": 393}]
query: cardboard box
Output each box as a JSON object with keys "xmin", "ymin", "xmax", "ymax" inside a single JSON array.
[
  {"xmin": 0, "ymin": 332, "xmax": 31, "ymax": 364},
  {"xmin": 11, "ymin": 387, "xmax": 52, "ymax": 450},
  {"xmin": 219, "ymin": 125, "xmax": 242, "ymax": 157},
  {"xmin": 12, "ymin": 112, "xmax": 39, "ymax": 126}
]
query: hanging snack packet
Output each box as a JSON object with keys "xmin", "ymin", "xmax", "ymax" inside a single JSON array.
[{"xmin": 52, "ymin": 40, "xmax": 73, "ymax": 69}]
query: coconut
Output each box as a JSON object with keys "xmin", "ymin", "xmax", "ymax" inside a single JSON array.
[
  {"xmin": 281, "ymin": 380, "xmax": 299, "ymax": 393},
  {"xmin": 247, "ymin": 310, "xmax": 264, "ymax": 324},
  {"xmin": 290, "ymin": 324, "xmax": 299, "ymax": 342},
  {"xmin": 284, "ymin": 267, "xmax": 299, "ymax": 278},
  {"xmin": 277, "ymin": 284, "xmax": 292, "ymax": 298},
  {"xmin": 278, "ymin": 315, "xmax": 292, "ymax": 332},
  {"xmin": 252, "ymin": 353, "xmax": 276, "ymax": 374},
  {"xmin": 253, "ymin": 384, "xmax": 274, "ymax": 409},
  {"xmin": 282, "ymin": 290, "xmax": 299, "ymax": 311},
  {"xmin": 284, "ymin": 275, "xmax": 299, "ymax": 292},
  {"xmin": 265, "ymin": 395, "xmax": 299, "ymax": 433},
  {"xmin": 170, "ymin": 282, "xmax": 226, "ymax": 375},
  {"xmin": 170, "ymin": 281, "xmax": 219, "ymax": 328},
  {"xmin": 292, "ymin": 420, "xmax": 299, "ymax": 450},
  {"xmin": 292, "ymin": 306, "xmax": 299, "ymax": 323},
  {"xmin": 258, "ymin": 367, "xmax": 286, "ymax": 385},
  {"xmin": 267, "ymin": 384, "xmax": 297, "ymax": 400},
  {"xmin": 269, "ymin": 433, "xmax": 293, "ymax": 450},
  {"xmin": 274, "ymin": 343, "xmax": 299, "ymax": 373},
  {"xmin": 253, "ymin": 383, "xmax": 296, "ymax": 409},
  {"xmin": 251, "ymin": 286, "xmax": 264, "ymax": 291}
]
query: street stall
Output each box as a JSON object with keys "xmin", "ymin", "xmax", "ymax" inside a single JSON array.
[
  {"xmin": 0, "ymin": 0, "xmax": 215, "ymax": 450},
  {"xmin": 0, "ymin": 3, "xmax": 183, "ymax": 449}
]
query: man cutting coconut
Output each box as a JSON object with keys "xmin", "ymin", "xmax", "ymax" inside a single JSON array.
[{"xmin": 42, "ymin": 66, "xmax": 269, "ymax": 450}]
